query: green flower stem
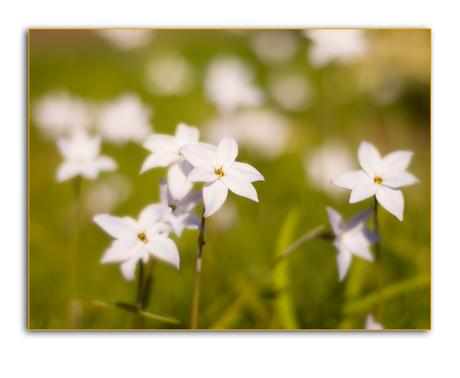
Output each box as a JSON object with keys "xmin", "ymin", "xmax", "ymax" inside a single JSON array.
[
  {"xmin": 134, "ymin": 261, "xmax": 145, "ymax": 329},
  {"xmin": 373, "ymin": 196, "xmax": 384, "ymax": 321},
  {"xmin": 211, "ymin": 225, "xmax": 324, "ymax": 329},
  {"xmin": 191, "ymin": 210, "xmax": 206, "ymax": 329},
  {"xmin": 68, "ymin": 175, "xmax": 82, "ymax": 329}
]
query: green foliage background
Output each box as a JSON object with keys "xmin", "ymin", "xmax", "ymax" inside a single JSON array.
[{"xmin": 29, "ymin": 29, "xmax": 430, "ymax": 329}]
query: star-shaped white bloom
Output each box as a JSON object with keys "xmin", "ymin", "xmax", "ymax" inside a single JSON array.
[
  {"xmin": 56, "ymin": 130, "xmax": 117, "ymax": 182},
  {"xmin": 331, "ymin": 141, "xmax": 420, "ymax": 221},
  {"xmin": 141, "ymin": 123, "xmax": 215, "ymax": 201},
  {"xmin": 159, "ymin": 178, "xmax": 202, "ymax": 237},
  {"xmin": 93, "ymin": 204, "xmax": 180, "ymax": 281},
  {"xmin": 365, "ymin": 314, "xmax": 383, "ymax": 330},
  {"xmin": 327, "ymin": 207, "xmax": 379, "ymax": 281},
  {"xmin": 180, "ymin": 136, "xmax": 264, "ymax": 218}
]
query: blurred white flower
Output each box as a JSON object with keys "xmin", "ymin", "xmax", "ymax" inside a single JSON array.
[
  {"xmin": 250, "ymin": 30, "xmax": 298, "ymax": 64},
  {"xmin": 205, "ymin": 109, "xmax": 291, "ymax": 160},
  {"xmin": 332, "ymin": 141, "xmax": 420, "ymax": 221},
  {"xmin": 269, "ymin": 72, "xmax": 313, "ymax": 111},
  {"xmin": 180, "ymin": 137, "xmax": 264, "ymax": 217},
  {"xmin": 365, "ymin": 314, "xmax": 383, "ymax": 330},
  {"xmin": 327, "ymin": 207, "xmax": 379, "ymax": 281},
  {"xmin": 159, "ymin": 178, "xmax": 202, "ymax": 237},
  {"xmin": 141, "ymin": 123, "xmax": 215, "ymax": 201},
  {"xmin": 97, "ymin": 93, "xmax": 153, "ymax": 145},
  {"xmin": 303, "ymin": 29, "xmax": 367, "ymax": 68},
  {"xmin": 97, "ymin": 29, "xmax": 154, "ymax": 50},
  {"xmin": 144, "ymin": 53, "xmax": 195, "ymax": 96},
  {"xmin": 83, "ymin": 174, "xmax": 132, "ymax": 215},
  {"xmin": 303, "ymin": 140, "xmax": 354, "ymax": 197},
  {"xmin": 32, "ymin": 91, "xmax": 95, "ymax": 138},
  {"xmin": 56, "ymin": 130, "xmax": 117, "ymax": 182},
  {"xmin": 94, "ymin": 204, "xmax": 179, "ymax": 281},
  {"xmin": 205, "ymin": 57, "xmax": 264, "ymax": 118}
]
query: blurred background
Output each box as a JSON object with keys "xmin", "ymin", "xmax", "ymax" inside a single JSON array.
[{"xmin": 29, "ymin": 29, "xmax": 430, "ymax": 330}]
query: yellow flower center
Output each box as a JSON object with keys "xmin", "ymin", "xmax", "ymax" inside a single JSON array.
[
  {"xmin": 215, "ymin": 168, "xmax": 224, "ymax": 177},
  {"xmin": 170, "ymin": 204, "xmax": 177, "ymax": 211},
  {"xmin": 138, "ymin": 233, "xmax": 148, "ymax": 243},
  {"xmin": 374, "ymin": 177, "xmax": 382, "ymax": 185}
]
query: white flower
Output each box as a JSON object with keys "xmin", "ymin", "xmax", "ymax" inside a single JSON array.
[
  {"xmin": 180, "ymin": 137, "xmax": 264, "ymax": 218},
  {"xmin": 326, "ymin": 207, "xmax": 379, "ymax": 281},
  {"xmin": 159, "ymin": 178, "xmax": 202, "ymax": 237},
  {"xmin": 303, "ymin": 30, "xmax": 367, "ymax": 68},
  {"xmin": 204, "ymin": 57, "xmax": 264, "ymax": 118},
  {"xmin": 331, "ymin": 141, "xmax": 420, "ymax": 221},
  {"xmin": 141, "ymin": 123, "xmax": 215, "ymax": 201},
  {"xmin": 96, "ymin": 93, "xmax": 153, "ymax": 145},
  {"xmin": 32, "ymin": 91, "xmax": 95, "ymax": 138},
  {"xmin": 93, "ymin": 204, "xmax": 180, "ymax": 281},
  {"xmin": 365, "ymin": 314, "xmax": 383, "ymax": 330},
  {"xmin": 56, "ymin": 131, "xmax": 117, "ymax": 182}
]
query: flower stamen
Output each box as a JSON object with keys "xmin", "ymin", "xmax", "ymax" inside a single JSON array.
[
  {"xmin": 215, "ymin": 168, "xmax": 224, "ymax": 177},
  {"xmin": 138, "ymin": 233, "xmax": 148, "ymax": 243},
  {"xmin": 374, "ymin": 177, "xmax": 382, "ymax": 185}
]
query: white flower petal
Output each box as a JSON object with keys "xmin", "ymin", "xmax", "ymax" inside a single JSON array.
[
  {"xmin": 140, "ymin": 151, "xmax": 180, "ymax": 173},
  {"xmin": 120, "ymin": 254, "xmax": 141, "ymax": 281},
  {"xmin": 167, "ymin": 160, "xmax": 194, "ymax": 201},
  {"xmin": 168, "ymin": 212, "xmax": 189, "ymax": 237},
  {"xmin": 93, "ymin": 214, "xmax": 139, "ymax": 240},
  {"xmin": 180, "ymin": 144, "xmax": 215, "ymax": 168},
  {"xmin": 342, "ymin": 231, "xmax": 374, "ymax": 261},
  {"xmin": 57, "ymin": 138, "xmax": 72, "ymax": 160},
  {"xmin": 145, "ymin": 221, "xmax": 173, "ymax": 238},
  {"xmin": 80, "ymin": 163, "xmax": 100, "ymax": 180},
  {"xmin": 363, "ymin": 227, "xmax": 380, "ymax": 244},
  {"xmin": 143, "ymin": 134, "xmax": 176, "ymax": 153},
  {"xmin": 375, "ymin": 186, "xmax": 404, "ymax": 221},
  {"xmin": 326, "ymin": 207, "xmax": 344, "ymax": 235},
  {"xmin": 349, "ymin": 179, "xmax": 380, "ymax": 203},
  {"xmin": 221, "ymin": 173, "xmax": 258, "ymax": 202},
  {"xmin": 337, "ymin": 248, "xmax": 352, "ymax": 281},
  {"xmin": 56, "ymin": 161, "xmax": 81, "ymax": 182},
  {"xmin": 186, "ymin": 166, "xmax": 218, "ymax": 183},
  {"xmin": 216, "ymin": 136, "xmax": 239, "ymax": 171},
  {"xmin": 175, "ymin": 123, "xmax": 199, "ymax": 146},
  {"xmin": 344, "ymin": 208, "xmax": 373, "ymax": 233},
  {"xmin": 101, "ymin": 239, "xmax": 142, "ymax": 263},
  {"xmin": 203, "ymin": 179, "xmax": 229, "ymax": 217},
  {"xmin": 183, "ymin": 211, "xmax": 202, "ymax": 229},
  {"xmin": 138, "ymin": 204, "xmax": 172, "ymax": 229},
  {"xmin": 381, "ymin": 171, "xmax": 420, "ymax": 188},
  {"xmin": 382, "ymin": 151, "xmax": 413, "ymax": 172},
  {"xmin": 331, "ymin": 170, "xmax": 368, "ymax": 190},
  {"xmin": 145, "ymin": 236, "xmax": 180, "ymax": 269},
  {"xmin": 365, "ymin": 314, "xmax": 383, "ymax": 329},
  {"xmin": 177, "ymin": 190, "xmax": 203, "ymax": 212},
  {"xmin": 358, "ymin": 141, "xmax": 383, "ymax": 178},
  {"xmin": 228, "ymin": 162, "xmax": 264, "ymax": 182},
  {"xmin": 159, "ymin": 177, "xmax": 171, "ymax": 206},
  {"xmin": 94, "ymin": 155, "xmax": 118, "ymax": 172}
]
